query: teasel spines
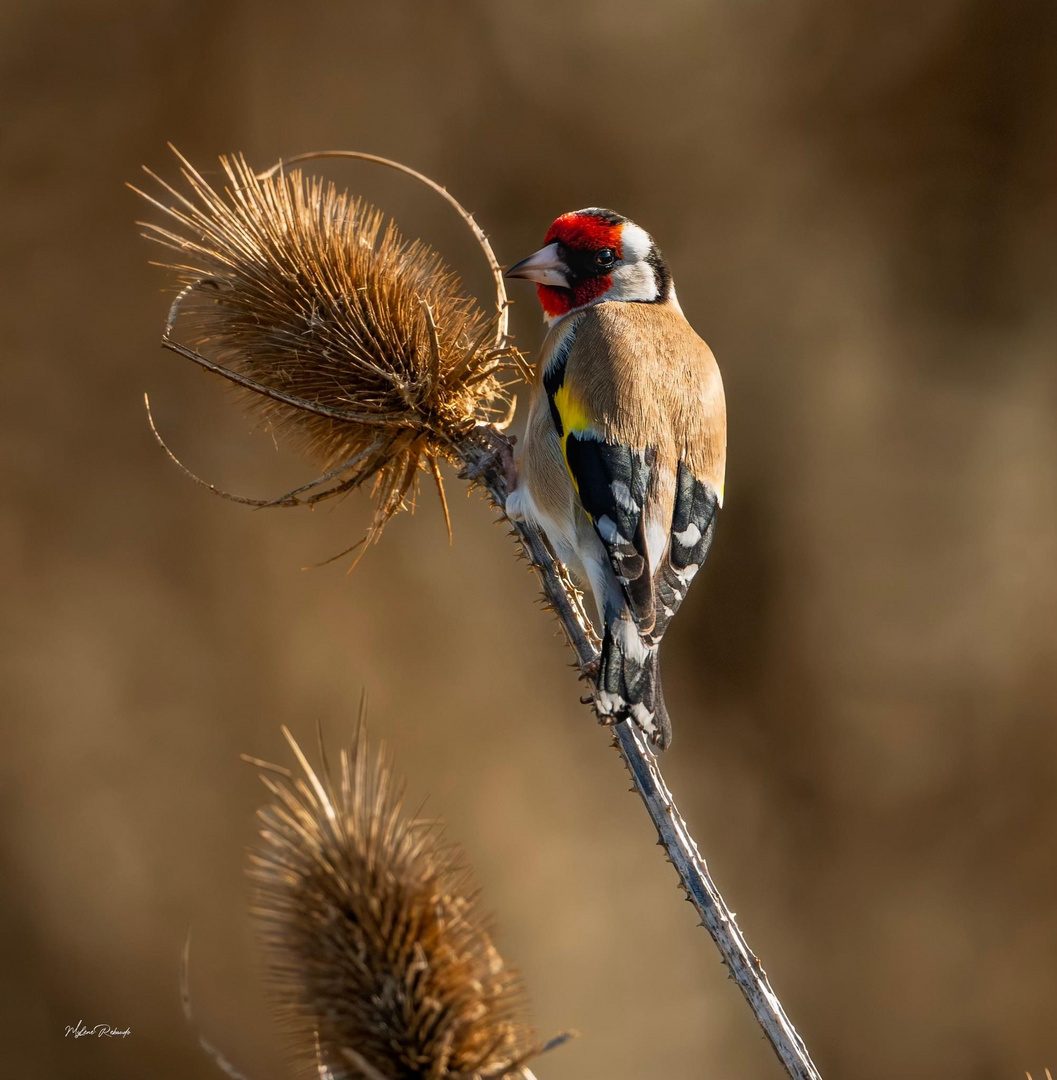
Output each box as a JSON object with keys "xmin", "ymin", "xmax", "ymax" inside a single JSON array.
[
  {"xmin": 133, "ymin": 149, "xmax": 520, "ymax": 546},
  {"xmin": 246, "ymin": 723, "xmax": 537, "ymax": 1079}
]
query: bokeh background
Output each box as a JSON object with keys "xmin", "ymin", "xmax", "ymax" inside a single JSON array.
[{"xmin": 2, "ymin": 2, "xmax": 1056, "ymax": 1077}]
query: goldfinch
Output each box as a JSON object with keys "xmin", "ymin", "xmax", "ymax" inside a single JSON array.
[{"xmin": 504, "ymin": 209, "xmax": 726, "ymax": 750}]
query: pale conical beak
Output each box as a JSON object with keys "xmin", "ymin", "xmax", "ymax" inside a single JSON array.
[{"xmin": 504, "ymin": 242, "xmax": 570, "ymax": 287}]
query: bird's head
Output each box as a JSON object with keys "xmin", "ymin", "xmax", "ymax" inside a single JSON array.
[{"xmin": 505, "ymin": 208, "xmax": 674, "ymax": 324}]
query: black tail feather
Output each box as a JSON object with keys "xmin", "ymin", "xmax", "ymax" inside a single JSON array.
[
  {"xmin": 649, "ymin": 648, "xmax": 671, "ymax": 751},
  {"xmin": 598, "ymin": 622, "xmax": 672, "ymax": 751}
]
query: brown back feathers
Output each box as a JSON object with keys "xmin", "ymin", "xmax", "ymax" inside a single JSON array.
[{"xmin": 563, "ymin": 301, "xmax": 726, "ymax": 498}]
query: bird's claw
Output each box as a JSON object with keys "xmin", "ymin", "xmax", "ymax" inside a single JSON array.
[
  {"xmin": 460, "ymin": 427, "xmax": 518, "ymax": 490},
  {"xmin": 578, "ymin": 656, "xmax": 600, "ymax": 681}
]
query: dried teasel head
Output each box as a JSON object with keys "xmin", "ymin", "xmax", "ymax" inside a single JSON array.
[
  {"xmin": 245, "ymin": 721, "xmax": 550, "ymax": 1080},
  {"xmin": 133, "ymin": 148, "xmax": 522, "ymax": 551}
]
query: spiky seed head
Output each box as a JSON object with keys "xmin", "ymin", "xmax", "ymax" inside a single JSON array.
[
  {"xmin": 134, "ymin": 150, "xmax": 519, "ymax": 546},
  {"xmin": 246, "ymin": 726, "xmax": 536, "ymax": 1079}
]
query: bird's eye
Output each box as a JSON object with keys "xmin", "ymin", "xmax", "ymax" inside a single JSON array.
[{"xmin": 595, "ymin": 248, "xmax": 615, "ymax": 267}]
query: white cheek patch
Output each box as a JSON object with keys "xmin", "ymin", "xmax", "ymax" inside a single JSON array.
[
  {"xmin": 606, "ymin": 221, "xmax": 660, "ymax": 302},
  {"xmin": 608, "ymin": 261, "xmax": 658, "ymax": 302},
  {"xmin": 620, "ymin": 222, "xmax": 652, "ymax": 262}
]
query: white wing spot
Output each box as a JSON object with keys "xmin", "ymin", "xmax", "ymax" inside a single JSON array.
[
  {"xmin": 597, "ymin": 690, "xmax": 624, "ymax": 716},
  {"xmin": 674, "ymin": 522, "xmax": 702, "ymax": 548},
  {"xmin": 646, "ymin": 517, "xmax": 667, "ymax": 573},
  {"xmin": 614, "ymin": 618, "xmax": 649, "ymax": 663},
  {"xmin": 596, "ymin": 514, "xmax": 621, "ymax": 544},
  {"xmin": 611, "ymin": 481, "xmax": 637, "ymax": 515},
  {"xmin": 630, "ymin": 702, "xmax": 656, "ymax": 734}
]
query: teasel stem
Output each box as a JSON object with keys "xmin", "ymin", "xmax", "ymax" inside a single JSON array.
[{"xmin": 458, "ymin": 431, "xmax": 822, "ymax": 1080}]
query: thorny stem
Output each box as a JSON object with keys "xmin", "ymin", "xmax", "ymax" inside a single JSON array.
[{"xmin": 459, "ymin": 429, "xmax": 823, "ymax": 1080}]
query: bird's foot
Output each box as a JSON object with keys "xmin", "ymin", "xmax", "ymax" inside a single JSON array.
[
  {"xmin": 461, "ymin": 426, "xmax": 518, "ymax": 492},
  {"xmin": 578, "ymin": 655, "xmax": 600, "ymax": 682}
]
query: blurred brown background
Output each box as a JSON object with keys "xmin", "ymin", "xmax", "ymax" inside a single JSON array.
[{"xmin": 2, "ymin": 2, "xmax": 1056, "ymax": 1077}]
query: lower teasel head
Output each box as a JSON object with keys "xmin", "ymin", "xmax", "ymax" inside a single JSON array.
[
  {"xmin": 246, "ymin": 724, "xmax": 543, "ymax": 1079},
  {"xmin": 133, "ymin": 149, "xmax": 522, "ymax": 551}
]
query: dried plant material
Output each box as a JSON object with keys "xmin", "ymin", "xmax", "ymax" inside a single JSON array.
[
  {"xmin": 133, "ymin": 149, "xmax": 521, "ymax": 548},
  {"xmin": 245, "ymin": 722, "xmax": 541, "ymax": 1080}
]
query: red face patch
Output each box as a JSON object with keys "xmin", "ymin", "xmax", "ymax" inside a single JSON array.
[
  {"xmin": 537, "ymin": 275, "xmax": 612, "ymax": 318},
  {"xmin": 536, "ymin": 211, "xmax": 623, "ymax": 317},
  {"xmin": 544, "ymin": 212, "xmax": 623, "ymax": 256}
]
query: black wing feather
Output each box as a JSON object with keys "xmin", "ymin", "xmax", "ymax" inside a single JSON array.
[
  {"xmin": 563, "ymin": 434, "xmax": 657, "ymax": 631},
  {"xmin": 648, "ymin": 460, "xmax": 718, "ymax": 645}
]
